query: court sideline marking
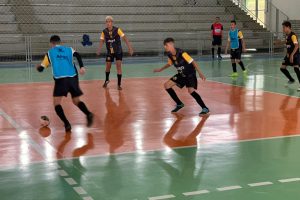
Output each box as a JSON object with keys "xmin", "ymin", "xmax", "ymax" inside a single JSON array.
[
  {"xmin": 0, "ymin": 107, "xmax": 94, "ymax": 200},
  {"xmin": 148, "ymin": 177, "xmax": 300, "ymax": 200}
]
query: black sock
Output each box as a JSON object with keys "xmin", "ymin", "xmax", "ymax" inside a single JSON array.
[
  {"xmin": 232, "ymin": 63, "xmax": 237, "ymax": 73},
  {"xmin": 77, "ymin": 101, "xmax": 91, "ymax": 116},
  {"xmin": 105, "ymin": 71, "xmax": 110, "ymax": 81},
  {"xmin": 117, "ymin": 74, "xmax": 122, "ymax": 86},
  {"xmin": 280, "ymin": 68, "xmax": 294, "ymax": 81},
  {"xmin": 191, "ymin": 91, "xmax": 207, "ymax": 109},
  {"xmin": 55, "ymin": 105, "xmax": 70, "ymax": 126},
  {"xmin": 212, "ymin": 48, "xmax": 215, "ymax": 57},
  {"xmin": 294, "ymin": 67, "xmax": 300, "ymax": 83},
  {"xmin": 217, "ymin": 47, "xmax": 221, "ymax": 56},
  {"xmin": 166, "ymin": 88, "xmax": 183, "ymax": 105},
  {"xmin": 239, "ymin": 61, "xmax": 246, "ymax": 71}
]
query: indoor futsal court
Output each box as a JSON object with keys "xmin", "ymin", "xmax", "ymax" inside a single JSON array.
[{"xmin": 1, "ymin": 0, "xmax": 300, "ymax": 200}]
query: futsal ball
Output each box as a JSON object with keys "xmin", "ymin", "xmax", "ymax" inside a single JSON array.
[
  {"xmin": 40, "ymin": 116, "xmax": 50, "ymax": 127},
  {"xmin": 39, "ymin": 126, "xmax": 51, "ymax": 138}
]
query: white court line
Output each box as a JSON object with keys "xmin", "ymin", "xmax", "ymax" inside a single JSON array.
[
  {"xmin": 65, "ymin": 178, "xmax": 77, "ymax": 185},
  {"xmin": 183, "ymin": 190, "xmax": 210, "ymax": 196},
  {"xmin": 148, "ymin": 195, "xmax": 176, "ymax": 200},
  {"xmin": 58, "ymin": 170, "xmax": 68, "ymax": 177},
  {"xmin": 217, "ymin": 186, "xmax": 243, "ymax": 191},
  {"xmin": 279, "ymin": 178, "xmax": 300, "ymax": 183},
  {"xmin": 82, "ymin": 197, "xmax": 94, "ymax": 200},
  {"xmin": 73, "ymin": 187, "xmax": 87, "ymax": 195},
  {"xmin": 0, "ymin": 107, "xmax": 94, "ymax": 199},
  {"xmin": 248, "ymin": 182, "xmax": 273, "ymax": 187}
]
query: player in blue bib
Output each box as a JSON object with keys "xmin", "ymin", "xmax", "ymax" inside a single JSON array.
[
  {"xmin": 36, "ymin": 35, "xmax": 94, "ymax": 132},
  {"xmin": 225, "ymin": 20, "xmax": 247, "ymax": 77}
]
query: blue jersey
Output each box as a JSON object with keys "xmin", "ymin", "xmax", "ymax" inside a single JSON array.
[
  {"xmin": 41, "ymin": 45, "xmax": 77, "ymax": 79},
  {"xmin": 228, "ymin": 29, "xmax": 243, "ymax": 49}
]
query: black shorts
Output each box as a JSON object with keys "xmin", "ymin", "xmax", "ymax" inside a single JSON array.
[
  {"xmin": 170, "ymin": 73, "xmax": 198, "ymax": 89},
  {"xmin": 231, "ymin": 48, "xmax": 242, "ymax": 60},
  {"xmin": 106, "ymin": 53, "xmax": 123, "ymax": 62},
  {"xmin": 53, "ymin": 76, "xmax": 83, "ymax": 98},
  {"xmin": 212, "ymin": 36, "xmax": 222, "ymax": 46},
  {"xmin": 282, "ymin": 54, "xmax": 300, "ymax": 66}
]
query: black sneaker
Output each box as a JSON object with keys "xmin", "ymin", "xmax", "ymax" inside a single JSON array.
[
  {"xmin": 199, "ymin": 108, "xmax": 210, "ymax": 116},
  {"xmin": 118, "ymin": 85, "xmax": 123, "ymax": 90},
  {"xmin": 64, "ymin": 123, "xmax": 72, "ymax": 132},
  {"xmin": 171, "ymin": 104, "xmax": 185, "ymax": 113},
  {"xmin": 103, "ymin": 80, "xmax": 110, "ymax": 88},
  {"xmin": 87, "ymin": 113, "xmax": 94, "ymax": 127},
  {"xmin": 218, "ymin": 55, "xmax": 223, "ymax": 60}
]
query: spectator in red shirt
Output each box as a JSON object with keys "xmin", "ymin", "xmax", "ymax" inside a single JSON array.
[{"xmin": 211, "ymin": 17, "xmax": 223, "ymax": 59}]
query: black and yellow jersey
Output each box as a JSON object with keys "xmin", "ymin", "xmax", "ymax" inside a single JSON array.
[
  {"xmin": 100, "ymin": 26, "xmax": 125, "ymax": 55},
  {"xmin": 286, "ymin": 32, "xmax": 299, "ymax": 55},
  {"xmin": 167, "ymin": 48, "xmax": 196, "ymax": 76}
]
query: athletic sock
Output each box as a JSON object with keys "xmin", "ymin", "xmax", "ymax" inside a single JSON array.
[
  {"xmin": 190, "ymin": 91, "xmax": 207, "ymax": 109},
  {"xmin": 77, "ymin": 101, "xmax": 91, "ymax": 116},
  {"xmin": 212, "ymin": 48, "xmax": 215, "ymax": 57},
  {"xmin": 166, "ymin": 88, "xmax": 183, "ymax": 105},
  {"xmin": 239, "ymin": 61, "xmax": 246, "ymax": 71},
  {"xmin": 217, "ymin": 47, "xmax": 221, "ymax": 56},
  {"xmin": 280, "ymin": 68, "xmax": 295, "ymax": 81},
  {"xmin": 105, "ymin": 71, "xmax": 110, "ymax": 81},
  {"xmin": 294, "ymin": 67, "xmax": 300, "ymax": 83},
  {"xmin": 117, "ymin": 74, "xmax": 122, "ymax": 86},
  {"xmin": 55, "ymin": 105, "xmax": 70, "ymax": 126},
  {"xmin": 232, "ymin": 63, "xmax": 237, "ymax": 73}
]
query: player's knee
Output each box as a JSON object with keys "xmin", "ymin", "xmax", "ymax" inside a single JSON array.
[
  {"xmin": 164, "ymin": 82, "xmax": 171, "ymax": 89},
  {"xmin": 188, "ymin": 88, "xmax": 195, "ymax": 94},
  {"xmin": 281, "ymin": 65, "xmax": 287, "ymax": 69},
  {"xmin": 72, "ymin": 98, "xmax": 80, "ymax": 105}
]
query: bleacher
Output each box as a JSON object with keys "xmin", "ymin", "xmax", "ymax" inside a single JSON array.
[{"xmin": 0, "ymin": 0, "xmax": 271, "ymax": 58}]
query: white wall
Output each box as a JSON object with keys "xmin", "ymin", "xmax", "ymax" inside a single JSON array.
[{"xmin": 271, "ymin": 0, "xmax": 300, "ymax": 20}]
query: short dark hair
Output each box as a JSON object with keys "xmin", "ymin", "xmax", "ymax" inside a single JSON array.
[
  {"xmin": 163, "ymin": 37, "xmax": 175, "ymax": 45},
  {"xmin": 216, "ymin": 17, "xmax": 220, "ymax": 19},
  {"xmin": 231, "ymin": 20, "xmax": 237, "ymax": 25},
  {"xmin": 282, "ymin": 21, "xmax": 292, "ymax": 28},
  {"xmin": 50, "ymin": 35, "xmax": 61, "ymax": 43}
]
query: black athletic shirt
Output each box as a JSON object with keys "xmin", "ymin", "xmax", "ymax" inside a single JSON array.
[
  {"xmin": 167, "ymin": 48, "xmax": 196, "ymax": 76},
  {"xmin": 286, "ymin": 32, "xmax": 299, "ymax": 55},
  {"xmin": 100, "ymin": 26, "xmax": 125, "ymax": 55}
]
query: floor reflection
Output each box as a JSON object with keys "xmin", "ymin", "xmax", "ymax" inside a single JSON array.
[
  {"xmin": 104, "ymin": 89, "xmax": 131, "ymax": 153},
  {"xmin": 156, "ymin": 114, "xmax": 209, "ymax": 194}
]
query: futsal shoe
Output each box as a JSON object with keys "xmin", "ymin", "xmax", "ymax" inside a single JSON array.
[
  {"xmin": 297, "ymin": 87, "xmax": 300, "ymax": 91},
  {"xmin": 103, "ymin": 80, "xmax": 110, "ymax": 88},
  {"xmin": 218, "ymin": 55, "xmax": 222, "ymax": 60},
  {"xmin": 87, "ymin": 113, "xmax": 94, "ymax": 127},
  {"xmin": 229, "ymin": 72, "xmax": 238, "ymax": 77},
  {"xmin": 118, "ymin": 85, "xmax": 123, "ymax": 90},
  {"xmin": 285, "ymin": 80, "xmax": 295, "ymax": 86},
  {"xmin": 199, "ymin": 108, "xmax": 210, "ymax": 116},
  {"xmin": 243, "ymin": 69, "xmax": 248, "ymax": 76},
  {"xmin": 171, "ymin": 104, "xmax": 185, "ymax": 113},
  {"xmin": 64, "ymin": 123, "xmax": 72, "ymax": 132}
]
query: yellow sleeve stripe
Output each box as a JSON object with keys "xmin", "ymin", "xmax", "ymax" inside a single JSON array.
[
  {"xmin": 118, "ymin": 28, "xmax": 125, "ymax": 37},
  {"xmin": 238, "ymin": 31, "xmax": 244, "ymax": 39},
  {"xmin": 100, "ymin": 32, "xmax": 105, "ymax": 40},
  {"xmin": 41, "ymin": 55, "xmax": 50, "ymax": 68},
  {"xmin": 182, "ymin": 52, "xmax": 194, "ymax": 64},
  {"xmin": 292, "ymin": 35, "xmax": 298, "ymax": 44},
  {"xmin": 168, "ymin": 58, "xmax": 173, "ymax": 65}
]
